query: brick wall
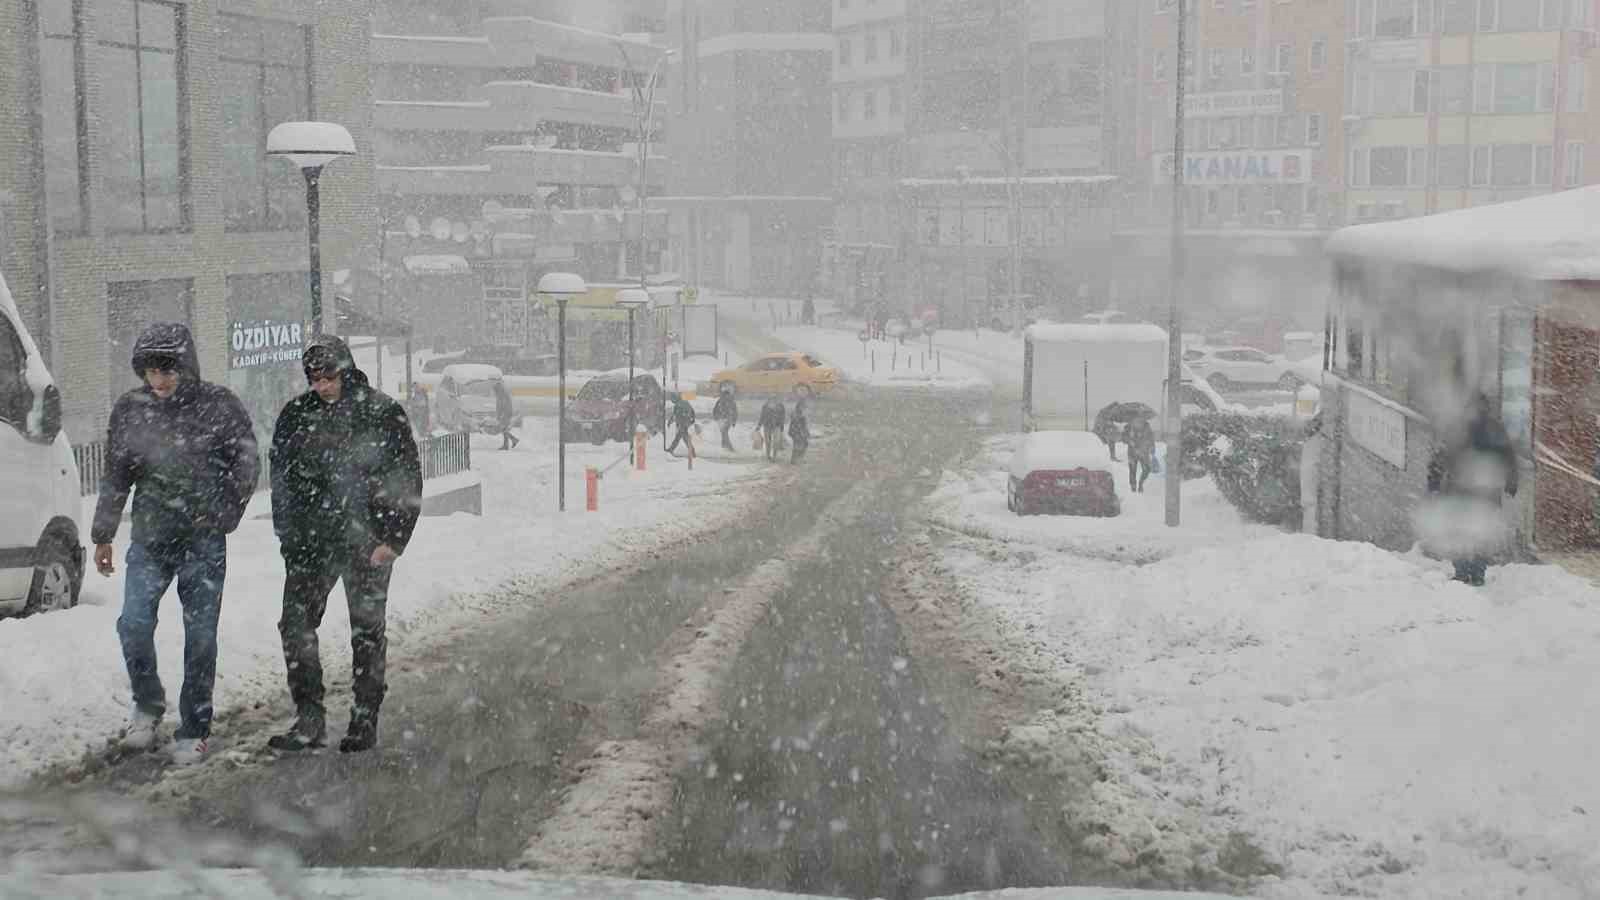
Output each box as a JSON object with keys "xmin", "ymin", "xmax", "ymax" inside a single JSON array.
[{"xmin": 2, "ymin": 0, "xmax": 377, "ymax": 444}]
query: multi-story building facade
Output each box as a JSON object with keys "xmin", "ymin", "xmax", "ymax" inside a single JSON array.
[
  {"xmin": 1343, "ymin": 0, "xmax": 1598, "ymax": 224},
  {"xmin": 827, "ymin": 0, "xmax": 909, "ymax": 311},
  {"xmin": 666, "ymin": 0, "xmax": 833, "ymax": 297},
  {"xmin": 372, "ymin": 0, "xmax": 673, "ymax": 363},
  {"xmin": 1114, "ymin": 0, "xmax": 1348, "ymax": 344},
  {"xmin": 903, "ymin": 0, "xmax": 1119, "ymax": 329},
  {"xmin": 1, "ymin": 0, "xmax": 377, "ymax": 443}
]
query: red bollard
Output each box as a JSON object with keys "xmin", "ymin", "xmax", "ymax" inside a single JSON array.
[
  {"xmin": 585, "ymin": 466, "xmax": 599, "ymax": 512},
  {"xmin": 635, "ymin": 429, "xmax": 647, "ymax": 471}
]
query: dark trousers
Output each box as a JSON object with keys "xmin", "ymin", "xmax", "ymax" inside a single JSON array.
[
  {"xmin": 719, "ymin": 419, "xmax": 735, "ymax": 451},
  {"xmin": 763, "ymin": 425, "xmax": 783, "ymax": 461},
  {"xmin": 118, "ymin": 533, "xmax": 227, "ymax": 739},
  {"xmin": 1128, "ymin": 453, "xmax": 1152, "ymax": 493},
  {"xmin": 1453, "ymin": 557, "xmax": 1488, "ymax": 586},
  {"xmin": 667, "ymin": 423, "xmax": 695, "ymax": 455},
  {"xmin": 499, "ymin": 420, "xmax": 519, "ymax": 449},
  {"xmin": 278, "ymin": 547, "xmax": 393, "ymax": 728},
  {"xmin": 791, "ymin": 439, "xmax": 808, "ymax": 464}
]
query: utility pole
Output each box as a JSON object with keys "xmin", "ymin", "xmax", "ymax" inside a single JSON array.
[
  {"xmin": 1165, "ymin": 0, "xmax": 1188, "ymax": 529},
  {"xmin": 1008, "ymin": 0, "xmax": 1026, "ymax": 336}
]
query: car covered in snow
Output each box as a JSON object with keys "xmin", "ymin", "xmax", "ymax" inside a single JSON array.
[
  {"xmin": 1182, "ymin": 345, "xmax": 1305, "ymax": 392},
  {"xmin": 562, "ymin": 373, "xmax": 664, "ymax": 444},
  {"xmin": 1006, "ymin": 431, "xmax": 1121, "ymax": 517},
  {"xmin": 0, "ymin": 270, "xmax": 84, "ymax": 617},
  {"xmin": 433, "ymin": 363, "xmax": 515, "ymax": 434}
]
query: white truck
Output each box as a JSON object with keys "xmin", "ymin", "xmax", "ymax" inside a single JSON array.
[
  {"xmin": 1022, "ymin": 322, "xmax": 1224, "ymax": 435},
  {"xmin": 0, "ymin": 269, "xmax": 84, "ymax": 616}
]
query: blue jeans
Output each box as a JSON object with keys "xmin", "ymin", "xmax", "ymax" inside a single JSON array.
[{"xmin": 117, "ymin": 533, "xmax": 227, "ymax": 739}]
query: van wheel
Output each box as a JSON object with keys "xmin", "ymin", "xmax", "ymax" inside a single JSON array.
[{"xmin": 25, "ymin": 528, "xmax": 82, "ymax": 616}]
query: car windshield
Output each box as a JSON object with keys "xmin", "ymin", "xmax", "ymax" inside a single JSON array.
[{"xmin": 11, "ymin": 8, "xmax": 1590, "ymax": 900}]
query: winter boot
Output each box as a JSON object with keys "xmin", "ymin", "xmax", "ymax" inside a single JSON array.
[
  {"xmin": 339, "ymin": 712, "xmax": 378, "ymax": 754},
  {"xmin": 267, "ymin": 711, "xmax": 326, "ymax": 752},
  {"xmin": 121, "ymin": 706, "xmax": 161, "ymax": 751},
  {"xmin": 170, "ymin": 737, "xmax": 208, "ymax": 766}
]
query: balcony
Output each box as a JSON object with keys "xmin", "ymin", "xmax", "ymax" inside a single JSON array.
[
  {"xmin": 484, "ymin": 17, "xmax": 667, "ymax": 72},
  {"xmin": 372, "ymin": 33, "xmax": 494, "ymax": 68},
  {"xmin": 485, "ymin": 145, "xmax": 668, "ymax": 187},
  {"xmin": 482, "ymin": 81, "xmax": 664, "ymax": 132},
  {"xmin": 374, "ymin": 100, "xmax": 498, "ymax": 132}
]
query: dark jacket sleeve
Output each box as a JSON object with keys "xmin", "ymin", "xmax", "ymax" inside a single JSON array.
[
  {"xmin": 372, "ymin": 400, "xmax": 423, "ymax": 555},
  {"xmin": 1492, "ymin": 422, "xmax": 1520, "ymax": 496},
  {"xmin": 214, "ymin": 388, "xmax": 260, "ymax": 534},
  {"xmin": 90, "ymin": 395, "xmax": 137, "ymax": 545},
  {"xmin": 269, "ymin": 401, "xmax": 301, "ymax": 548},
  {"xmin": 1426, "ymin": 445, "xmax": 1446, "ymax": 494}
]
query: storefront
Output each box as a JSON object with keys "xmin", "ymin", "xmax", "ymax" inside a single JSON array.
[{"xmin": 225, "ymin": 272, "xmax": 309, "ymax": 446}]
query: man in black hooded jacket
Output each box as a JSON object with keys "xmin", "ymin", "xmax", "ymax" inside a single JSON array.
[
  {"xmin": 269, "ymin": 335, "xmax": 422, "ymax": 753},
  {"xmin": 92, "ymin": 323, "xmax": 259, "ymax": 765}
]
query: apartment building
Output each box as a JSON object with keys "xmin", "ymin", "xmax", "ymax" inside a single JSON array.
[
  {"xmin": 827, "ymin": 0, "xmax": 909, "ymax": 311},
  {"xmin": 1, "ymin": 0, "xmax": 377, "ymax": 443},
  {"xmin": 904, "ymin": 0, "xmax": 1119, "ymax": 329},
  {"xmin": 1116, "ymin": 0, "xmax": 1347, "ymax": 343},
  {"xmin": 666, "ymin": 0, "xmax": 833, "ymax": 297},
  {"xmin": 371, "ymin": 0, "xmax": 672, "ymax": 361},
  {"xmin": 1343, "ymin": 0, "xmax": 1599, "ymax": 224}
]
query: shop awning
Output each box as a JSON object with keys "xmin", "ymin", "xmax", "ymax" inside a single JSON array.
[{"xmin": 403, "ymin": 254, "xmax": 473, "ymax": 276}]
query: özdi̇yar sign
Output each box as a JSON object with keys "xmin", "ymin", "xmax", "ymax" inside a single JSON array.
[{"xmin": 230, "ymin": 320, "xmax": 304, "ymax": 370}]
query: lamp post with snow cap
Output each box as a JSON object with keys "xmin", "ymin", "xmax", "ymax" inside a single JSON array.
[
  {"xmin": 540, "ymin": 272, "xmax": 588, "ymax": 511},
  {"xmin": 268, "ymin": 122, "xmax": 357, "ymax": 336},
  {"xmin": 617, "ymin": 289, "xmax": 651, "ymax": 466}
]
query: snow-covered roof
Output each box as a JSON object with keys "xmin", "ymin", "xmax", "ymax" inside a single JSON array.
[
  {"xmin": 1026, "ymin": 322, "xmax": 1169, "ymax": 344},
  {"xmin": 1009, "ymin": 431, "xmax": 1119, "ymax": 479},
  {"xmin": 1326, "ymin": 186, "xmax": 1600, "ymax": 281}
]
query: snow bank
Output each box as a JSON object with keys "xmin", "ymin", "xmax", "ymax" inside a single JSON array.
[
  {"xmin": 932, "ymin": 436, "xmax": 1600, "ymax": 898},
  {"xmin": 0, "ymin": 418, "xmax": 769, "ymax": 787},
  {"xmin": 1007, "ymin": 431, "xmax": 1119, "ymax": 479}
]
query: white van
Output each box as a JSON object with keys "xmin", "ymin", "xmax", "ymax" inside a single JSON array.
[{"xmin": 0, "ymin": 270, "xmax": 84, "ymax": 616}]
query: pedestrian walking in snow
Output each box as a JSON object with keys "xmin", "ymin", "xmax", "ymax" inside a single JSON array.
[
  {"xmin": 1425, "ymin": 390, "xmax": 1519, "ymax": 586},
  {"xmin": 1124, "ymin": 413, "xmax": 1156, "ymax": 493},
  {"xmin": 494, "ymin": 379, "xmax": 519, "ymax": 450},
  {"xmin": 712, "ymin": 384, "xmax": 739, "ymax": 452},
  {"xmin": 758, "ymin": 398, "xmax": 787, "ymax": 463},
  {"xmin": 407, "ymin": 383, "xmax": 431, "ymax": 438},
  {"xmin": 666, "ymin": 392, "xmax": 697, "ymax": 458},
  {"xmin": 788, "ymin": 398, "xmax": 811, "ymax": 464},
  {"xmin": 93, "ymin": 323, "xmax": 259, "ymax": 766},
  {"xmin": 268, "ymin": 335, "xmax": 422, "ymax": 753}
]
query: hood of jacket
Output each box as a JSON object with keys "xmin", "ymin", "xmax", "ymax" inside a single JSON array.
[
  {"xmin": 302, "ymin": 333, "xmax": 372, "ymax": 392},
  {"xmin": 131, "ymin": 322, "xmax": 202, "ymax": 381}
]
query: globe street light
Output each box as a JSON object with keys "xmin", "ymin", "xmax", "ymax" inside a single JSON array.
[
  {"xmin": 616, "ymin": 288, "xmax": 651, "ymax": 466},
  {"xmin": 268, "ymin": 122, "xmax": 357, "ymax": 335},
  {"xmin": 539, "ymin": 272, "xmax": 588, "ymax": 511}
]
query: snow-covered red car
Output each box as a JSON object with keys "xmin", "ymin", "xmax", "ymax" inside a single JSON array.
[{"xmin": 1006, "ymin": 431, "xmax": 1121, "ymax": 517}]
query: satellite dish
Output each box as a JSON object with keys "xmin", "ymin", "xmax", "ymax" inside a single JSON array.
[
  {"xmin": 430, "ymin": 217, "xmax": 452, "ymax": 241},
  {"xmin": 452, "ymin": 221, "xmax": 470, "ymax": 243},
  {"xmin": 404, "ymin": 215, "xmax": 423, "ymax": 238}
]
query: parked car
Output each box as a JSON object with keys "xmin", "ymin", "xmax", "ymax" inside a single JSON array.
[
  {"xmin": 434, "ymin": 364, "xmax": 513, "ymax": 434},
  {"xmin": 710, "ymin": 351, "xmax": 843, "ymax": 398},
  {"xmin": 0, "ymin": 270, "xmax": 84, "ymax": 617},
  {"xmin": 563, "ymin": 373, "xmax": 664, "ymax": 444},
  {"xmin": 1183, "ymin": 345, "xmax": 1304, "ymax": 392},
  {"xmin": 1006, "ymin": 431, "xmax": 1121, "ymax": 517}
]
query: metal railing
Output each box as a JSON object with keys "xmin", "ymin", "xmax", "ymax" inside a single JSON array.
[{"xmin": 75, "ymin": 430, "xmax": 474, "ymax": 497}]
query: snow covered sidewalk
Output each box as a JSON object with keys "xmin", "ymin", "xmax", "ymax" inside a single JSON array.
[
  {"xmin": 0, "ymin": 418, "xmax": 769, "ymax": 787},
  {"xmin": 928, "ymin": 434, "xmax": 1600, "ymax": 898}
]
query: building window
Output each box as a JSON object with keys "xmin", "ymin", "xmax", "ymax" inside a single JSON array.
[
  {"xmin": 220, "ymin": 15, "xmax": 310, "ymax": 232},
  {"xmin": 1276, "ymin": 114, "xmax": 1298, "ymax": 145},
  {"xmin": 864, "ymin": 32, "xmax": 878, "ymax": 63},
  {"xmin": 1240, "ymin": 46, "xmax": 1256, "ymax": 76},
  {"xmin": 1471, "ymin": 145, "xmax": 1490, "ymax": 185},
  {"xmin": 1209, "ymin": 48, "xmax": 1226, "ymax": 79},
  {"xmin": 889, "ymin": 28, "xmax": 902, "ymax": 57},
  {"xmin": 1154, "ymin": 49, "xmax": 1168, "ymax": 81},
  {"xmin": 38, "ymin": 0, "xmax": 87, "ymax": 235},
  {"xmin": 99, "ymin": 0, "xmax": 188, "ymax": 232},
  {"xmin": 1433, "ymin": 66, "xmax": 1472, "ymax": 114},
  {"xmin": 1309, "ymin": 39, "xmax": 1327, "ymax": 73},
  {"xmin": 1497, "ymin": 0, "xmax": 1540, "ymax": 31},
  {"xmin": 838, "ymin": 37, "xmax": 851, "ymax": 67},
  {"xmin": 1440, "ymin": 0, "xmax": 1477, "ymax": 32},
  {"xmin": 1434, "ymin": 145, "xmax": 1469, "ymax": 186},
  {"xmin": 1307, "ymin": 112, "xmax": 1323, "ymax": 145},
  {"xmin": 837, "ymin": 90, "xmax": 850, "ymax": 123},
  {"xmin": 1371, "ymin": 68, "xmax": 1418, "ymax": 114},
  {"xmin": 1274, "ymin": 43, "xmax": 1292, "ymax": 74},
  {"xmin": 863, "ymin": 89, "xmax": 877, "ymax": 119},
  {"xmin": 1566, "ymin": 141, "xmax": 1586, "ymax": 186},
  {"xmin": 1536, "ymin": 144, "xmax": 1554, "ymax": 185},
  {"xmin": 888, "ymin": 84, "xmax": 903, "ymax": 115},
  {"xmin": 1494, "ymin": 62, "xmax": 1542, "ymax": 113},
  {"xmin": 108, "ymin": 279, "xmax": 192, "ymax": 397},
  {"xmin": 1492, "ymin": 143, "xmax": 1534, "ymax": 186},
  {"xmin": 1567, "ymin": 60, "xmax": 1587, "ymax": 112},
  {"xmin": 1375, "ymin": 0, "xmax": 1417, "ymax": 36},
  {"xmin": 1369, "ymin": 146, "xmax": 1410, "ymax": 185}
]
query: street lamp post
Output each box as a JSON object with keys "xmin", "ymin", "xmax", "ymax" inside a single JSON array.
[
  {"xmin": 268, "ymin": 122, "xmax": 356, "ymax": 336},
  {"xmin": 617, "ymin": 289, "xmax": 650, "ymax": 466},
  {"xmin": 616, "ymin": 44, "xmax": 677, "ymax": 292},
  {"xmin": 539, "ymin": 272, "xmax": 588, "ymax": 511},
  {"xmin": 1165, "ymin": 0, "xmax": 1189, "ymax": 528}
]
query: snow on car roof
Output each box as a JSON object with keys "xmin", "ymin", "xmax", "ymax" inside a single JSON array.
[
  {"xmin": 441, "ymin": 363, "xmax": 503, "ymax": 381},
  {"xmin": 1026, "ymin": 322, "xmax": 1168, "ymax": 344},
  {"xmin": 1008, "ymin": 430, "xmax": 1119, "ymax": 479},
  {"xmin": 1326, "ymin": 185, "xmax": 1600, "ymax": 281}
]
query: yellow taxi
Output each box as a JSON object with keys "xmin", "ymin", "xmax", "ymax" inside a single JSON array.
[{"xmin": 709, "ymin": 351, "xmax": 843, "ymax": 398}]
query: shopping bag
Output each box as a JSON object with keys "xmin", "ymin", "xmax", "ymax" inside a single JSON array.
[{"xmin": 753, "ymin": 429, "xmax": 765, "ymax": 451}]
